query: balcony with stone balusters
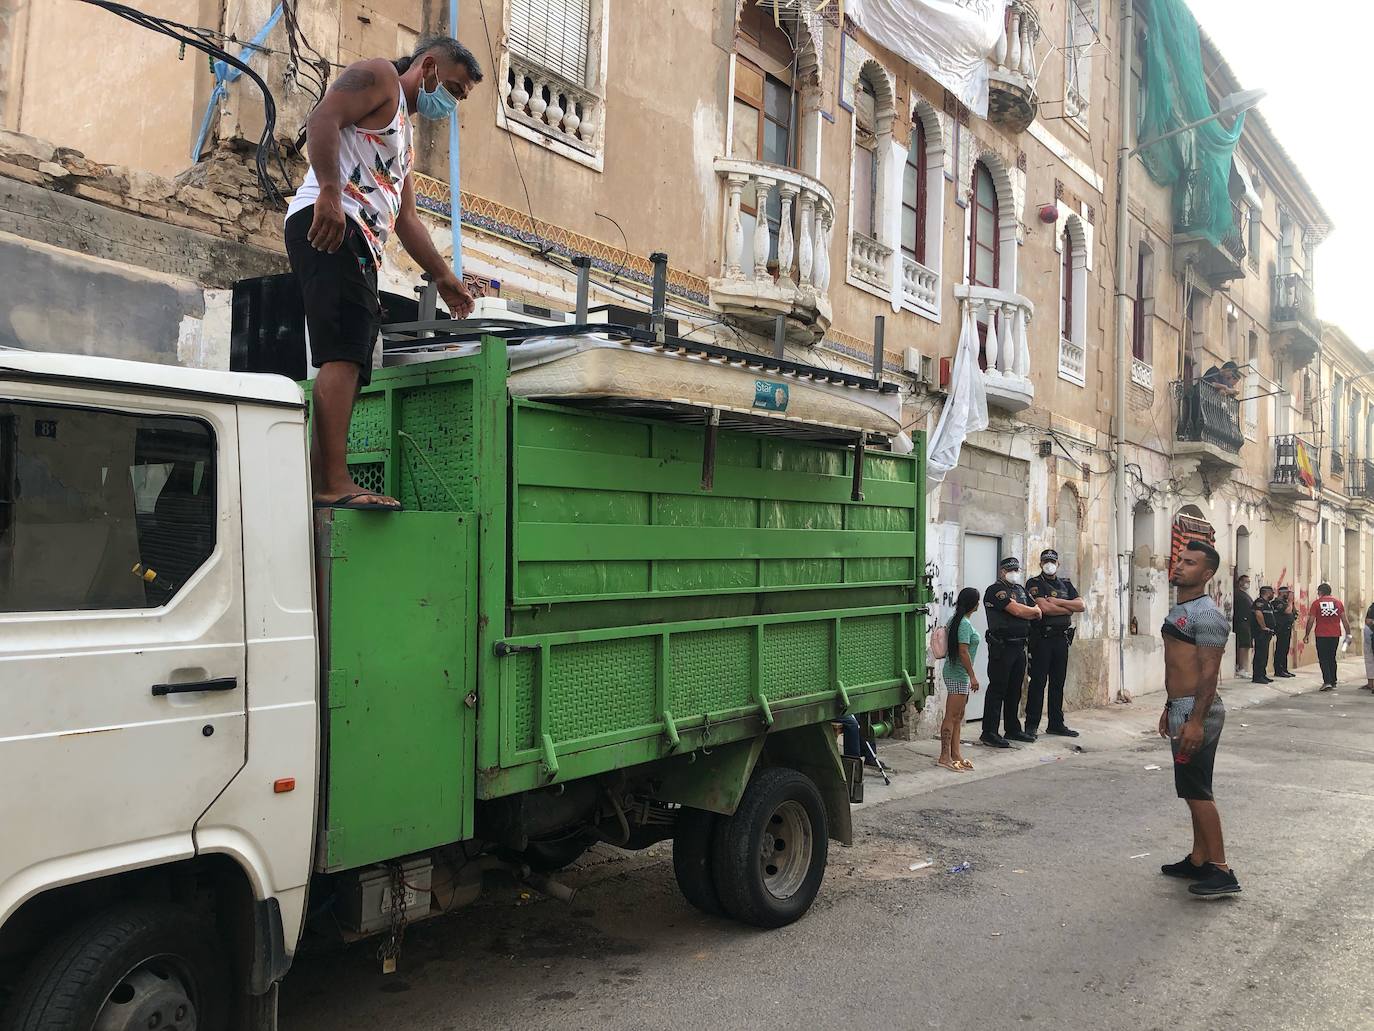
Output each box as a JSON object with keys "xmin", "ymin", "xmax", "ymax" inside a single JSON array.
[
  {"xmin": 709, "ymin": 158, "xmax": 836, "ymax": 343},
  {"xmin": 952, "ymin": 284, "xmax": 1036, "ymax": 412},
  {"xmin": 501, "ymin": 51, "xmax": 604, "ymax": 164},
  {"xmin": 987, "ymin": 0, "xmax": 1042, "ymax": 133}
]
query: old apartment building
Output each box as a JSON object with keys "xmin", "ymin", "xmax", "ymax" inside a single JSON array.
[{"xmin": 1, "ymin": 0, "xmax": 1367, "ymax": 711}]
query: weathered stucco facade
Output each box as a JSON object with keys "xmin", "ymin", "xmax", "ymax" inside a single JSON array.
[{"xmin": 3, "ymin": 0, "xmax": 1371, "ymax": 728}]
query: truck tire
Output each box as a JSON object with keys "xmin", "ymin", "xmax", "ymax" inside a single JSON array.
[
  {"xmin": 710, "ymin": 767, "xmax": 828, "ymax": 928},
  {"xmin": 2, "ymin": 903, "xmax": 230, "ymax": 1031},
  {"xmin": 671, "ymin": 806, "xmax": 722, "ymax": 916}
]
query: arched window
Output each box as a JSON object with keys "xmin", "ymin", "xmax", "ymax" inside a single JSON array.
[
  {"xmin": 901, "ymin": 118, "xmax": 927, "ymax": 264},
  {"xmin": 853, "ymin": 74, "xmax": 879, "ymax": 239},
  {"xmin": 969, "ymin": 162, "xmax": 999, "ymax": 288},
  {"xmin": 1060, "ymin": 224, "xmax": 1074, "ymax": 339}
]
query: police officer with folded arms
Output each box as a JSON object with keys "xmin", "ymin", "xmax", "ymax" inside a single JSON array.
[
  {"xmin": 1025, "ymin": 548, "xmax": 1084, "ymax": 739},
  {"xmin": 981, "ymin": 556, "xmax": 1041, "ymax": 748},
  {"xmin": 1271, "ymin": 585, "xmax": 1297, "ymax": 678}
]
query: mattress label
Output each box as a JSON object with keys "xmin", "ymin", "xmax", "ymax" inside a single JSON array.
[{"xmin": 753, "ymin": 380, "xmax": 789, "ymax": 413}]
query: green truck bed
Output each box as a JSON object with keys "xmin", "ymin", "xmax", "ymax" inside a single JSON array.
[{"xmin": 311, "ymin": 337, "xmax": 928, "ymax": 872}]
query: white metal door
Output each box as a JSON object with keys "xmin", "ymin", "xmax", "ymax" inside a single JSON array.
[
  {"xmin": 0, "ymin": 385, "xmax": 247, "ymax": 915},
  {"xmin": 961, "ymin": 534, "xmax": 1000, "ymax": 721}
]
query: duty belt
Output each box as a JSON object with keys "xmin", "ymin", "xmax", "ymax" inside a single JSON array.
[{"xmin": 986, "ymin": 631, "xmax": 1029, "ymax": 647}]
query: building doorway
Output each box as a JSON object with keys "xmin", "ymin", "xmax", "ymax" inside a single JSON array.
[{"xmin": 961, "ymin": 533, "xmax": 1000, "ymax": 722}]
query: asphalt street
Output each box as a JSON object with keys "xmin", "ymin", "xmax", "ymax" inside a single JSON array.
[{"xmin": 279, "ymin": 664, "xmax": 1374, "ymax": 1031}]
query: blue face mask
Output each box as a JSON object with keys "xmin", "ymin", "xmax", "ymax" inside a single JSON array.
[{"xmin": 417, "ymin": 65, "xmax": 459, "ymax": 120}]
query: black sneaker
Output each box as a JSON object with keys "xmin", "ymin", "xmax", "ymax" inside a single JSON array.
[
  {"xmin": 1320, "ymin": 683, "xmax": 1335, "ymax": 691},
  {"xmin": 1045, "ymin": 725, "xmax": 1080, "ymax": 737},
  {"xmin": 979, "ymin": 733, "xmax": 1012, "ymax": 748},
  {"xmin": 1007, "ymin": 730, "xmax": 1036, "ymax": 743},
  {"xmin": 1188, "ymin": 867, "xmax": 1242, "ymax": 897},
  {"xmin": 1252, "ymin": 677, "xmax": 1273, "ymax": 684},
  {"xmin": 1160, "ymin": 855, "xmax": 1216, "ymax": 880}
]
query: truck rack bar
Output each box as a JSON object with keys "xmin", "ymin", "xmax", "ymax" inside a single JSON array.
[{"xmin": 380, "ymin": 320, "xmax": 899, "ymax": 395}]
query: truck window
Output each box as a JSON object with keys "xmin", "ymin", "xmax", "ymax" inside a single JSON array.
[{"xmin": 0, "ymin": 401, "xmax": 216, "ymax": 612}]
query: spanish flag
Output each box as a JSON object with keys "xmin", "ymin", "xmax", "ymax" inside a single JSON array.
[{"xmin": 1295, "ymin": 439, "xmax": 1316, "ymax": 490}]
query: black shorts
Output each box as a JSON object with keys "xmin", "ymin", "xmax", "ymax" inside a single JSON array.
[
  {"xmin": 284, "ymin": 206, "xmax": 381, "ymax": 384},
  {"xmin": 1167, "ymin": 697, "xmax": 1225, "ymax": 801}
]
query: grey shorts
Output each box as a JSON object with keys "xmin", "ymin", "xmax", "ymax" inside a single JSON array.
[
  {"xmin": 943, "ymin": 676, "xmax": 970, "ymax": 697},
  {"xmin": 1167, "ymin": 696, "xmax": 1225, "ymax": 801}
]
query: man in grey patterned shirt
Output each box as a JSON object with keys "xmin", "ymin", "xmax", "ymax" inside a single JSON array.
[{"xmin": 1157, "ymin": 540, "xmax": 1241, "ymax": 897}]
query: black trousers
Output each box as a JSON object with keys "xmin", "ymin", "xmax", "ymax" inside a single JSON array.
[
  {"xmin": 1273, "ymin": 627, "xmax": 1292, "ymax": 675},
  {"xmin": 983, "ymin": 639, "xmax": 1028, "ymax": 738},
  {"xmin": 1316, "ymin": 636, "xmax": 1340, "ymax": 685},
  {"xmin": 1251, "ymin": 629, "xmax": 1271, "ymax": 681},
  {"xmin": 1026, "ymin": 632, "xmax": 1069, "ymax": 731}
]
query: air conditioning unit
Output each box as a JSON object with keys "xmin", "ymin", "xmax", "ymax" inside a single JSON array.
[{"xmin": 903, "ymin": 347, "xmax": 934, "ymax": 385}]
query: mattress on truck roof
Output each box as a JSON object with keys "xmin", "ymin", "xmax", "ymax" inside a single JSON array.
[{"xmin": 385, "ymin": 332, "xmax": 905, "ymax": 441}]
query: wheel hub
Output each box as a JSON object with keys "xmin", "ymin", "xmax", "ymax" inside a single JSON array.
[
  {"xmin": 758, "ymin": 799, "xmax": 813, "ymax": 900},
  {"xmin": 95, "ymin": 965, "xmax": 197, "ymax": 1031}
]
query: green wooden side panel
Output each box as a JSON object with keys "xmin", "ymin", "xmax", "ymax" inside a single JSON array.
[{"xmin": 320, "ymin": 509, "xmax": 476, "ymax": 872}]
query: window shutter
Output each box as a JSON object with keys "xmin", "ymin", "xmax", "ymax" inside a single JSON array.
[{"xmin": 509, "ymin": 0, "xmax": 592, "ymax": 87}]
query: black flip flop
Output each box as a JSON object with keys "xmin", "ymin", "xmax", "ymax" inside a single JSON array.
[{"xmin": 314, "ymin": 491, "xmax": 404, "ymax": 512}]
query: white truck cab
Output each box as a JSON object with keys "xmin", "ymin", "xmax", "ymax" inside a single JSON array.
[{"xmin": 0, "ymin": 353, "xmax": 317, "ymax": 1031}]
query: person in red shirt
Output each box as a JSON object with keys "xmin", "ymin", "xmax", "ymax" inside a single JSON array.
[{"xmin": 1303, "ymin": 583, "xmax": 1351, "ymax": 691}]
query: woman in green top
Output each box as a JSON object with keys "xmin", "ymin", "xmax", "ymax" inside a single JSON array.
[{"xmin": 939, "ymin": 587, "xmax": 982, "ymax": 772}]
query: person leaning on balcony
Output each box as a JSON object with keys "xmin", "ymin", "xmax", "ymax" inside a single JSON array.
[
  {"xmin": 1303, "ymin": 583, "xmax": 1351, "ymax": 691},
  {"xmin": 1201, "ymin": 360, "xmax": 1242, "ymax": 397},
  {"xmin": 1272, "ymin": 586, "xmax": 1298, "ymax": 679},
  {"xmin": 1232, "ymin": 575, "xmax": 1254, "ymax": 678}
]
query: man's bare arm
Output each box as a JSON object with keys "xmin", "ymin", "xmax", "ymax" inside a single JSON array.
[
  {"xmin": 395, "ymin": 176, "xmax": 475, "ymax": 318},
  {"xmin": 307, "ymin": 60, "xmax": 396, "ymax": 176},
  {"xmin": 1005, "ymin": 600, "xmax": 1042, "ymax": 620}
]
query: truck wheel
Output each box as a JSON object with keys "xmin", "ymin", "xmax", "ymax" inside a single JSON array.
[
  {"xmin": 711, "ymin": 767, "xmax": 828, "ymax": 928},
  {"xmin": 3, "ymin": 903, "xmax": 229, "ymax": 1031},
  {"xmin": 671, "ymin": 806, "xmax": 722, "ymax": 916}
]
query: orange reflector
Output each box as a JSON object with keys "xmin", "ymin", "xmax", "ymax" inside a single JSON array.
[{"xmin": 273, "ymin": 778, "xmax": 296, "ymax": 794}]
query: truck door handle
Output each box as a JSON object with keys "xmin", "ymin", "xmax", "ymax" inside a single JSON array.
[{"xmin": 151, "ymin": 677, "xmax": 238, "ymax": 697}]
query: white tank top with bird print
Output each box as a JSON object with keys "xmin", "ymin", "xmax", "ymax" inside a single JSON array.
[{"xmin": 287, "ymin": 87, "xmax": 413, "ymax": 264}]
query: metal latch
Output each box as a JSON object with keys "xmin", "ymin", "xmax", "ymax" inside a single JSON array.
[{"xmin": 493, "ymin": 641, "xmax": 538, "ymax": 657}]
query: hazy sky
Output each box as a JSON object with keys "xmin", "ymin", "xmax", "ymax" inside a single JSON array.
[{"xmin": 1185, "ymin": 0, "xmax": 1372, "ymax": 346}]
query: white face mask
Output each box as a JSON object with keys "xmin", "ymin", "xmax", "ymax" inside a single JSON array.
[
  {"xmin": 1004, "ymin": 570, "xmax": 1022, "ymax": 584},
  {"xmin": 1042, "ymin": 562, "xmax": 1058, "ymax": 577}
]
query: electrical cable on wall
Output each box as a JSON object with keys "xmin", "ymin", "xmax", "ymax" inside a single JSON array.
[{"xmin": 76, "ymin": 0, "xmax": 291, "ymax": 205}]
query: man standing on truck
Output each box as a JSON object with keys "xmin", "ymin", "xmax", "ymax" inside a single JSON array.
[
  {"xmin": 980, "ymin": 556, "xmax": 1041, "ymax": 749},
  {"xmin": 1158, "ymin": 540, "xmax": 1241, "ymax": 897},
  {"xmin": 286, "ymin": 35, "xmax": 480, "ymax": 510}
]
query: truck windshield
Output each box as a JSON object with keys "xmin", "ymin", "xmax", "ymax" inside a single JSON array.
[{"xmin": 0, "ymin": 401, "xmax": 216, "ymax": 613}]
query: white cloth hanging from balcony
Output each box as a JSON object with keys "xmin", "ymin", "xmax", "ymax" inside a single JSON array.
[
  {"xmin": 926, "ymin": 302, "xmax": 989, "ymax": 487},
  {"xmin": 847, "ymin": 0, "xmax": 1009, "ymax": 116}
]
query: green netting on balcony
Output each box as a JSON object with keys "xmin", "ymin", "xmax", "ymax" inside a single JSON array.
[{"xmin": 1138, "ymin": 0, "xmax": 1245, "ymax": 246}]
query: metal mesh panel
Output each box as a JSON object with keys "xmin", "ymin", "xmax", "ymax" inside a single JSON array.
[
  {"xmin": 349, "ymin": 462, "xmax": 386, "ymax": 496},
  {"xmin": 346, "ymin": 392, "xmax": 389, "ymax": 454},
  {"xmin": 839, "ymin": 614, "xmax": 899, "ymax": 686},
  {"xmin": 546, "ymin": 637, "xmax": 658, "ymax": 741},
  {"xmin": 762, "ymin": 620, "xmax": 831, "ymax": 700},
  {"xmin": 670, "ymin": 627, "xmax": 753, "ymax": 716},
  {"xmin": 511, "ymin": 652, "xmax": 536, "ymax": 752},
  {"xmin": 397, "ymin": 382, "xmax": 476, "ymax": 511}
]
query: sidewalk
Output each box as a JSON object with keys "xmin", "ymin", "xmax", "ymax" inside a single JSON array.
[{"xmin": 855, "ymin": 655, "xmax": 1370, "ymax": 811}]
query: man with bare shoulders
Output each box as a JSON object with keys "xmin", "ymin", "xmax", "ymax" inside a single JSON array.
[
  {"xmin": 1157, "ymin": 540, "xmax": 1241, "ymax": 896},
  {"xmin": 286, "ymin": 36, "xmax": 480, "ymax": 510}
]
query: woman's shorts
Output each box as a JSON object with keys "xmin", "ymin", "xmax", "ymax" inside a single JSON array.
[{"xmin": 943, "ymin": 677, "xmax": 970, "ymax": 696}]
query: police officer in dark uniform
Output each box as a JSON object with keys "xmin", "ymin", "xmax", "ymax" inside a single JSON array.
[
  {"xmin": 1025, "ymin": 548, "xmax": 1084, "ymax": 738},
  {"xmin": 981, "ymin": 556, "xmax": 1042, "ymax": 748},
  {"xmin": 1250, "ymin": 584, "xmax": 1275, "ymax": 684},
  {"xmin": 1272, "ymin": 585, "xmax": 1297, "ymax": 678}
]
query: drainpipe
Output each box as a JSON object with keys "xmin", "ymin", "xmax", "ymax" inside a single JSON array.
[
  {"xmin": 1112, "ymin": 0, "xmax": 1136, "ymax": 702},
  {"xmin": 449, "ymin": 0, "xmax": 463, "ymax": 277}
]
